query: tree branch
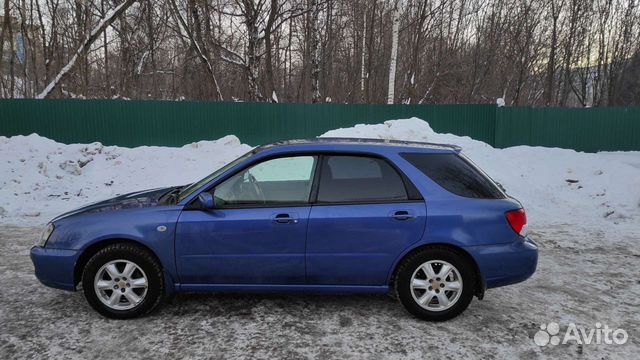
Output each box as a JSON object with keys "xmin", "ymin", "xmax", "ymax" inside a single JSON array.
[{"xmin": 36, "ymin": 0, "xmax": 138, "ymax": 99}]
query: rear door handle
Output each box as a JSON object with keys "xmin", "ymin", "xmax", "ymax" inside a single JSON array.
[
  {"xmin": 391, "ymin": 210, "xmax": 414, "ymax": 221},
  {"xmin": 272, "ymin": 213, "xmax": 298, "ymax": 224}
]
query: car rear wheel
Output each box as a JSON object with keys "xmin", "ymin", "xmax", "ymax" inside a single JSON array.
[
  {"xmin": 82, "ymin": 243, "xmax": 163, "ymax": 319},
  {"xmin": 396, "ymin": 247, "xmax": 475, "ymax": 321}
]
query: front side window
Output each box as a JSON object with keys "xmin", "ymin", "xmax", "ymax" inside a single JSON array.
[
  {"xmin": 214, "ymin": 156, "xmax": 317, "ymax": 206},
  {"xmin": 178, "ymin": 149, "xmax": 256, "ymax": 202},
  {"xmin": 317, "ymin": 155, "xmax": 408, "ymax": 203}
]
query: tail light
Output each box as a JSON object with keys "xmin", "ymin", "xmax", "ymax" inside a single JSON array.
[{"xmin": 505, "ymin": 208, "xmax": 527, "ymax": 236}]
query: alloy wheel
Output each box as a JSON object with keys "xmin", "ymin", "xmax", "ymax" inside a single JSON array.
[
  {"xmin": 410, "ymin": 260, "xmax": 463, "ymax": 311},
  {"xmin": 93, "ymin": 259, "xmax": 149, "ymax": 310}
]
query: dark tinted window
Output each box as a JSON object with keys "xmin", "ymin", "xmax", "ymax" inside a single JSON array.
[
  {"xmin": 401, "ymin": 153, "xmax": 505, "ymax": 199},
  {"xmin": 317, "ymin": 156, "xmax": 408, "ymax": 203}
]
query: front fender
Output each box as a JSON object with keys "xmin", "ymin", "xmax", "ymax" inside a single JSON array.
[{"xmin": 48, "ymin": 206, "xmax": 183, "ymax": 293}]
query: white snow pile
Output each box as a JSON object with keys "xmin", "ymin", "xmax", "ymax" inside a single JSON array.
[
  {"xmin": 0, "ymin": 135, "xmax": 251, "ymax": 225},
  {"xmin": 1, "ymin": 118, "xmax": 639, "ymax": 247}
]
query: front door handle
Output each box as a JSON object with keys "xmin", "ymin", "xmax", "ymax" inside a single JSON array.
[
  {"xmin": 391, "ymin": 210, "xmax": 414, "ymax": 221},
  {"xmin": 272, "ymin": 213, "xmax": 298, "ymax": 224}
]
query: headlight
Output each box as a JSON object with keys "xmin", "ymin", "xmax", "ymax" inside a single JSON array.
[{"xmin": 36, "ymin": 223, "xmax": 55, "ymax": 247}]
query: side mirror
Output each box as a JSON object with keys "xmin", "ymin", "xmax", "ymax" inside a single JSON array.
[{"xmin": 197, "ymin": 192, "xmax": 215, "ymax": 209}]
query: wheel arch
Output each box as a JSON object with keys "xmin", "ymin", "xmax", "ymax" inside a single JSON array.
[
  {"xmin": 73, "ymin": 238, "xmax": 163, "ymax": 288},
  {"xmin": 388, "ymin": 243, "xmax": 486, "ymax": 299}
]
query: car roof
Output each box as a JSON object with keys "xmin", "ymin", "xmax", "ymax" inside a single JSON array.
[{"xmin": 257, "ymin": 137, "xmax": 461, "ymax": 153}]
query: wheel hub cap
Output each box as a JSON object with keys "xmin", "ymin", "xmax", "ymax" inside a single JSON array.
[
  {"xmin": 94, "ymin": 259, "xmax": 149, "ymax": 311},
  {"xmin": 410, "ymin": 260, "xmax": 463, "ymax": 312}
]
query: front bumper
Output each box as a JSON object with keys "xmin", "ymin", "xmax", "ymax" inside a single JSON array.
[
  {"xmin": 465, "ymin": 237, "xmax": 538, "ymax": 289},
  {"xmin": 30, "ymin": 246, "xmax": 79, "ymax": 291}
]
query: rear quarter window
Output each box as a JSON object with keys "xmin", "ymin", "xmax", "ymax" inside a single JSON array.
[{"xmin": 401, "ymin": 152, "xmax": 505, "ymax": 199}]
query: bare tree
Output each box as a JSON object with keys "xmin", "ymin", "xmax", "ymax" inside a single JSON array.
[
  {"xmin": 36, "ymin": 0, "xmax": 138, "ymax": 98},
  {"xmin": 169, "ymin": 0, "xmax": 223, "ymax": 100},
  {"xmin": 0, "ymin": 0, "xmax": 16, "ymax": 97},
  {"xmin": 309, "ymin": 0, "xmax": 321, "ymax": 102},
  {"xmin": 386, "ymin": 0, "xmax": 400, "ymax": 104},
  {"xmin": 1, "ymin": 0, "xmax": 638, "ymax": 105},
  {"xmin": 544, "ymin": 0, "xmax": 564, "ymax": 106}
]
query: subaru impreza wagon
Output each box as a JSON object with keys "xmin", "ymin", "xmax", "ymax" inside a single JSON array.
[{"xmin": 31, "ymin": 138, "xmax": 538, "ymax": 321}]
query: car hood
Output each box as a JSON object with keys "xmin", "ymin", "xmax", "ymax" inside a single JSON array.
[{"xmin": 51, "ymin": 186, "xmax": 176, "ymax": 222}]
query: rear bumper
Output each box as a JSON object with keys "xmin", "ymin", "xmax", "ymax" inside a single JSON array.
[
  {"xmin": 30, "ymin": 246, "xmax": 79, "ymax": 291},
  {"xmin": 465, "ymin": 237, "xmax": 538, "ymax": 289}
]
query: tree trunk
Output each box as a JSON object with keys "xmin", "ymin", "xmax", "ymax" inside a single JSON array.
[
  {"xmin": 364, "ymin": 1, "xmax": 377, "ymax": 103},
  {"xmin": 101, "ymin": 0, "xmax": 110, "ymax": 97},
  {"xmin": 145, "ymin": 0, "xmax": 156, "ymax": 98},
  {"xmin": 242, "ymin": 0, "xmax": 263, "ymax": 102},
  {"xmin": 264, "ymin": 0, "xmax": 278, "ymax": 101},
  {"xmin": 310, "ymin": 0, "xmax": 321, "ymax": 103},
  {"xmin": 359, "ymin": 10, "xmax": 366, "ymax": 102},
  {"xmin": 8, "ymin": 2, "xmax": 15, "ymax": 97},
  {"xmin": 387, "ymin": 0, "xmax": 400, "ymax": 104},
  {"xmin": 246, "ymin": 24, "xmax": 262, "ymax": 101},
  {"xmin": 544, "ymin": 1, "xmax": 560, "ymax": 106},
  {"xmin": 403, "ymin": 0, "xmax": 427, "ymax": 104},
  {"xmin": 321, "ymin": 0, "xmax": 334, "ymax": 102},
  {"xmin": 0, "ymin": 0, "xmax": 10, "ymax": 95},
  {"xmin": 1, "ymin": 0, "xmax": 16, "ymax": 97}
]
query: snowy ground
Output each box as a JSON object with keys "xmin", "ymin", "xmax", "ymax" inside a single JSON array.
[
  {"xmin": 1, "ymin": 118, "xmax": 639, "ymax": 359},
  {"xmin": 0, "ymin": 225, "xmax": 638, "ymax": 359}
]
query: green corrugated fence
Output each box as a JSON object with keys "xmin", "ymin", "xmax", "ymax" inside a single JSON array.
[
  {"xmin": 0, "ymin": 99, "xmax": 638, "ymax": 152},
  {"xmin": 494, "ymin": 107, "xmax": 640, "ymax": 152}
]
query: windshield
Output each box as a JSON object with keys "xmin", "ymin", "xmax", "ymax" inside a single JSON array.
[{"xmin": 177, "ymin": 149, "xmax": 256, "ymax": 202}]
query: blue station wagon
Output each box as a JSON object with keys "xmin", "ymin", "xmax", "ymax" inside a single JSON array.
[{"xmin": 31, "ymin": 138, "xmax": 538, "ymax": 321}]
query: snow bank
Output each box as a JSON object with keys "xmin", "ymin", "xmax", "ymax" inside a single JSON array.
[
  {"xmin": 0, "ymin": 134, "xmax": 251, "ymax": 225},
  {"xmin": 1, "ymin": 118, "xmax": 638, "ymax": 247}
]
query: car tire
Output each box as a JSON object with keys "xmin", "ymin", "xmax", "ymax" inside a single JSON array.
[
  {"xmin": 82, "ymin": 243, "xmax": 164, "ymax": 319},
  {"xmin": 396, "ymin": 246, "xmax": 476, "ymax": 321}
]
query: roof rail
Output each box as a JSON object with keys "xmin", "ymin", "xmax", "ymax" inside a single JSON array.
[{"xmin": 261, "ymin": 137, "xmax": 461, "ymax": 151}]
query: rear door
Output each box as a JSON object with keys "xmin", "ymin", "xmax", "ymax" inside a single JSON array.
[{"xmin": 306, "ymin": 155, "xmax": 426, "ymax": 286}]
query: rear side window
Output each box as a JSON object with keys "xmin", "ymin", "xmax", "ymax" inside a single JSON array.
[
  {"xmin": 317, "ymin": 156, "xmax": 408, "ymax": 203},
  {"xmin": 401, "ymin": 153, "xmax": 505, "ymax": 199}
]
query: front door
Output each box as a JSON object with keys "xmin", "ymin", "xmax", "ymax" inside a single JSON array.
[{"xmin": 176, "ymin": 155, "xmax": 318, "ymax": 285}]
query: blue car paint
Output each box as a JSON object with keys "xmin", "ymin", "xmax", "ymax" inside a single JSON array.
[
  {"xmin": 176, "ymin": 206, "xmax": 311, "ymax": 285},
  {"xmin": 31, "ymin": 188, "xmax": 183, "ymax": 293},
  {"xmin": 306, "ymin": 202, "xmax": 426, "ymax": 286},
  {"xmin": 31, "ymin": 247, "xmax": 78, "ymax": 290},
  {"xmin": 31, "ymin": 141, "xmax": 538, "ymax": 297}
]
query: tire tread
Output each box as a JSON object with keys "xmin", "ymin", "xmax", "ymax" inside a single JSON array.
[
  {"xmin": 395, "ymin": 245, "xmax": 476, "ymax": 321},
  {"xmin": 82, "ymin": 242, "xmax": 164, "ymax": 319}
]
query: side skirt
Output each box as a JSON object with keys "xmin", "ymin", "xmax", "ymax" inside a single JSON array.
[{"xmin": 176, "ymin": 284, "xmax": 389, "ymax": 294}]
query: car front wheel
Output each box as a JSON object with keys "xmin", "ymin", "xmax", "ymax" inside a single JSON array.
[
  {"xmin": 396, "ymin": 247, "xmax": 476, "ymax": 321},
  {"xmin": 82, "ymin": 243, "xmax": 164, "ymax": 319}
]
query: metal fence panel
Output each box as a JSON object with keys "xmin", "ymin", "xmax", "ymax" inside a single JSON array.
[
  {"xmin": 1, "ymin": 100, "xmax": 638, "ymax": 152},
  {"xmin": 495, "ymin": 107, "xmax": 640, "ymax": 152},
  {"xmin": 0, "ymin": 100, "xmax": 495, "ymax": 147}
]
